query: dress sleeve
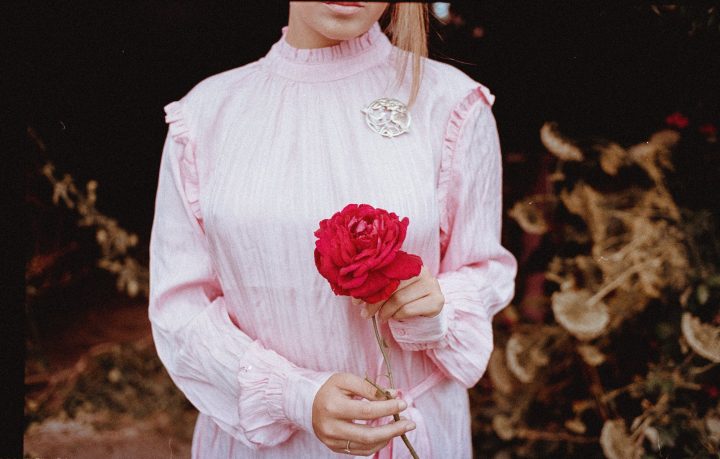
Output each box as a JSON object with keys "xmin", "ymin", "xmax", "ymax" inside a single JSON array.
[
  {"xmin": 149, "ymin": 99, "xmax": 334, "ymax": 449},
  {"xmin": 387, "ymin": 85, "xmax": 518, "ymax": 388}
]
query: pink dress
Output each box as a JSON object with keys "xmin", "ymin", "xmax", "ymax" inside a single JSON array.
[{"xmin": 149, "ymin": 21, "xmax": 517, "ymax": 458}]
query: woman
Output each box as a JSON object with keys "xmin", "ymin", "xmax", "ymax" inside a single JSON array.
[{"xmin": 149, "ymin": 2, "xmax": 517, "ymax": 457}]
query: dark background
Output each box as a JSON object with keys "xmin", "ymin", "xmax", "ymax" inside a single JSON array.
[{"xmin": 17, "ymin": 1, "xmax": 720, "ymax": 242}]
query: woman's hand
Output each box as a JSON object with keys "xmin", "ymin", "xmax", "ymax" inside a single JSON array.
[
  {"xmin": 312, "ymin": 373, "xmax": 416, "ymax": 456},
  {"xmin": 355, "ymin": 265, "xmax": 445, "ymax": 322}
]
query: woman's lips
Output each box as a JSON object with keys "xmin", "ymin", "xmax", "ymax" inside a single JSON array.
[{"xmin": 323, "ymin": 2, "xmax": 364, "ymax": 15}]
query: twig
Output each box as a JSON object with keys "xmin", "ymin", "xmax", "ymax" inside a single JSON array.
[
  {"xmin": 600, "ymin": 381, "xmax": 644, "ymax": 403},
  {"xmin": 587, "ymin": 260, "xmax": 656, "ymax": 307},
  {"xmin": 368, "ymin": 314, "xmax": 419, "ymax": 459},
  {"xmin": 364, "ymin": 377, "xmax": 419, "ymax": 459},
  {"xmin": 580, "ymin": 358, "xmax": 611, "ymax": 420},
  {"xmin": 689, "ymin": 361, "xmax": 718, "ymax": 377},
  {"xmin": 372, "ymin": 315, "xmax": 394, "ymax": 388}
]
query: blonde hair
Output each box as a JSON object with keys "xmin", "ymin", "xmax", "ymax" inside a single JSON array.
[{"xmin": 380, "ymin": 3, "xmax": 429, "ymax": 108}]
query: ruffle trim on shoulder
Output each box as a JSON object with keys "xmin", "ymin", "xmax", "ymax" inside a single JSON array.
[
  {"xmin": 164, "ymin": 100, "xmax": 192, "ymax": 144},
  {"xmin": 164, "ymin": 100, "xmax": 202, "ymax": 225},
  {"xmin": 437, "ymin": 84, "xmax": 495, "ymax": 255}
]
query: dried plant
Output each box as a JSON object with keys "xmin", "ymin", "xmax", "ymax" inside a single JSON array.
[
  {"xmin": 489, "ymin": 120, "xmax": 720, "ymax": 458},
  {"xmin": 27, "ymin": 127, "xmax": 149, "ymax": 301},
  {"xmin": 25, "ymin": 127, "xmax": 151, "ymax": 381}
]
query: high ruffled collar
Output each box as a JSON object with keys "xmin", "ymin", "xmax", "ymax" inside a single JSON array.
[{"xmin": 259, "ymin": 21, "xmax": 394, "ymax": 82}]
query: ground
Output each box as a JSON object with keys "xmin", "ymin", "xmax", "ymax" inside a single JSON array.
[{"xmin": 24, "ymin": 301, "xmax": 196, "ymax": 458}]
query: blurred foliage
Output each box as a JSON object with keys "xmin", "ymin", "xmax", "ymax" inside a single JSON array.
[
  {"xmin": 26, "ymin": 127, "xmax": 148, "ymax": 303},
  {"xmin": 646, "ymin": 5, "xmax": 720, "ymax": 36},
  {"xmin": 25, "ymin": 127, "xmax": 150, "ymax": 375},
  {"xmin": 476, "ymin": 113, "xmax": 720, "ymax": 458}
]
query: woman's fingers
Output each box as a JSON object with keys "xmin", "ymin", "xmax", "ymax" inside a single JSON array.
[
  {"xmin": 326, "ymin": 437, "xmax": 377, "ymax": 456},
  {"xmin": 313, "ymin": 373, "xmax": 417, "ymax": 455},
  {"xmin": 330, "ymin": 397, "xmax": 407, "ymax": 421},
  {"xmin": 361, "ymin": 276, "xmax": 421, "ymax": 318},
  {"xmin": 362, "ymin": 299, "xmax": 384, "ymax": 318},
  {"xmin": 335, "ymin": 372, "xmax": 385, "ymax": 401},
  {"xmin": 375, "ymin": 278, "xmax": 431, "ymax": 322},
  {"xmin": 391, "ymin": 295, "xmax": 440, "ymax": 320},
  {"xmin": 332, "ymin": 418, "xmax": 416, "ymax": 447}
]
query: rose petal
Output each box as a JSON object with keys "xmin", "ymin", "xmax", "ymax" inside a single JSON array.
[
  {"xmin": 374, "ymin": 239, "xmax": 403, "ymax": 270},
  {"xmin": 338, "ymin": 270, "xmax": 368, "ymax": 290},
  {"xmin": 341, "ymin": 203, "xmax": 359, "ymax": 214},
  {"xmin": 338, "ymin": 228, "xmax": 357, "ymax": 264},
  {"xmin": 376, "ymin": 219, "xmax": 409, "ymax": 269},
  {"xmin": 348, "ymin": 270, "xmax": 392, "ymax": 299},
  {"xmin": 314, "ymin": 234, "xmax": 335, "ymax": 258},
  {"xmin": 339, "ymin": 252, "xmax": 375, "ymax": 276},
  {"xmin": 380, "ymin": 251, "xmax": 423, "ymax": 280},
  {"xmin": 363, "ymin": 279, "xmax": 400, "ymax": 304},
  {"xmin": 314, "ymin": 249, "xmax": 341, "ymax": 285}
]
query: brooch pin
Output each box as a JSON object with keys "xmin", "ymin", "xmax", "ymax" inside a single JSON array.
[{"xmin": 361, "ymin": 98, "xmax": 411, "ymax": 138}]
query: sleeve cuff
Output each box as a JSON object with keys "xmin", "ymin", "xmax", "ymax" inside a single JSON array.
[
  {"xmin": 283, "ymin": 367, "xmax": 335, "ymax": 434},
  {"xmin": 388, "ymin": 298, "xmax": 453, "ymax": 351},
  {"xmin": 234, "ymin": 341, "xmax": 334, "ymax": 446}
]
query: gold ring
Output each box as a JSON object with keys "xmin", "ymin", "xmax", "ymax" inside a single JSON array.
[{"xmin": 344, "ymin": 439, "xmax": 351, "ymax": 453}]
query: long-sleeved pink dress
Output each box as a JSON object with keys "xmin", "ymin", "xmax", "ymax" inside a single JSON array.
[{"xmin": 149, "ymin": 21, "xmax": 517, "ymax": 458}]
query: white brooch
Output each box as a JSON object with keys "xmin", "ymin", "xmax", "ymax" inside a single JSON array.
[{"xmin": 361, "ymin": 98, "xmax": 411, "ymax": 138}]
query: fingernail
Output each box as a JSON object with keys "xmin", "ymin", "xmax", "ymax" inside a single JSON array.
[
  {"xmin": 360, "ymin": 308, "xmax": 368, "ymax": 318},
  {"xmin": 406, "ymin": 422, "xmax": 416, "ymax": 431},
  {"xmin": 398, "ymin": 400, "xmax": 407, "ymax": 410}
]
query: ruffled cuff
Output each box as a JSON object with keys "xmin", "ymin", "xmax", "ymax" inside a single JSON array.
[
  {"xmin": 388, "ymin": 300, "xmax": 452, "ymax": 351},
  {"xmin": 237, "ymin": 341, "xmax": 334, "ymax": 445},
  {"xmin": 164, "ymin": 100, "xmax": 202, "ymax": 226}
]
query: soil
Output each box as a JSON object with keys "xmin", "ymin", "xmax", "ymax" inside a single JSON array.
[{"xmin": 24, "ymin": 300, "xmax": 197, "ymax": 459}]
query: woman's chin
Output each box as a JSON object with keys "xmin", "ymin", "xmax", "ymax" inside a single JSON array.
[{"xmin": 316, "ymin": 23, "xmax": 370, "ymax": 42}]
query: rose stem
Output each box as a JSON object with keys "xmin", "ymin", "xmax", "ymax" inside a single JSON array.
[
  {"xmin": 364, "ymin": 377, "xmax": 419, "ymax": 459},
  {"xmin": 369, "ymin": 314, "xmax": 420, "ymax": 459},
  {"xmin": 372, "ymin": 314, "xmax": 394, "ymax": 387}
]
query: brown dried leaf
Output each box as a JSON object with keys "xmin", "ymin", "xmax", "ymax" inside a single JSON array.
[
  {"xmin": 600, "ymin": 419, "xmax": 644, "ymax": 459},
  {"xmin": 705, "ymin": 415, "xmax": 720, "ymax": 446},
  {"xmin": 681, "ymin": 313, "xmax": 720, "ymax": 363},
  {"xmin": 540, "ymin": 122, "xmax": 584, "ymax": 161},
  {"xmin": 627, "ymin": 133, "xmax": 675, "ymax": 185},
  {"xmin": 648, "ymin": 129, "xmax": 681, "ymax": 150},
  {"xmin": 492, "ymin": 414, "xmax": 516, "ymax": 441},
  {"xmin": 552, "ymin": 289, "xmax": 609, "ymax": 341},
  {"xmin": 488, "ymin": 347, "xmax": 519, "ymax": 395},
  {"xmin": 577, "ymin": 344, "xmax": 606, "ymax": 366},
  {"xmin": 506, "ymin": 332, "xmax": 550, "ymax": 383},
  {"xmin": 597, "ymin": 142, "xmax": 628, "ymax": 176},
  {"xmin": 565, "ymin": 417, "xmax": 587, "ymax": 434},
  {"xmin": 508, "ymin": 199, "xmax": 549, "ymax": 235}
]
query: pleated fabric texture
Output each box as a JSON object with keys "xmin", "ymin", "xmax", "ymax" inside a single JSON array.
[{"xmin": 149, "ymin": 20, "xmax": 517, "ymax": 458}]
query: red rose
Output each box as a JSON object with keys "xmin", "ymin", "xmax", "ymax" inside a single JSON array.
[
  {"xmin": 665, "ymin": 111, "xmax": 689, "ymax": 129},
  {"xmin": 314, "ymin": 203, "xmax": 423, "ymax": 304},
  {"xmin": 699, "ymin": 123, "xmax": 717, "ymax": 139}
]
